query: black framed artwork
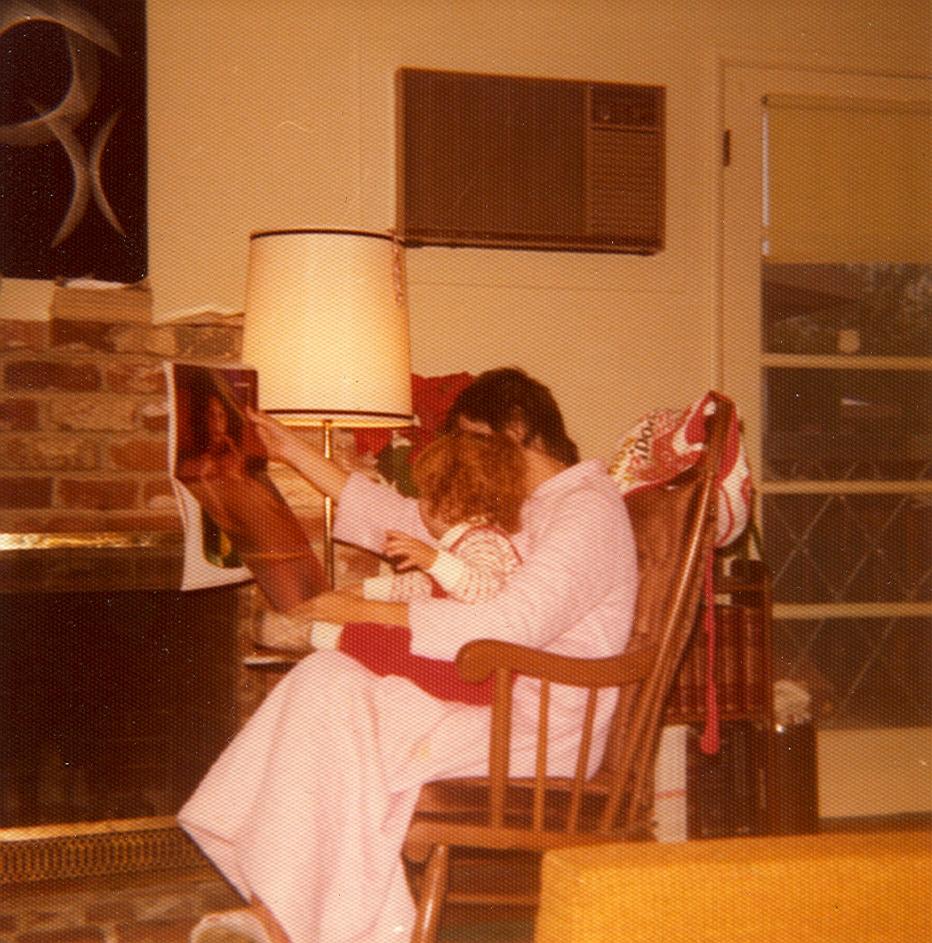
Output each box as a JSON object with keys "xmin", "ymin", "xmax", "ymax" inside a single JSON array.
[{"xmin": 0, "ymin": 0, "xmax": 147, "ymax": 282}]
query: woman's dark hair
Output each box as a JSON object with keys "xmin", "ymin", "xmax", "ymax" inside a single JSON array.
[
  {"xmin": 442, "ymin": 367, "xmax": 579, "ymax": 466},
  {"xmin": 183, "ymin": 372, "xmax": 244, "ymax": 458}
]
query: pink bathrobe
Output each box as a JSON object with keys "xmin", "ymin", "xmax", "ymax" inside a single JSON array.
[{"xmin": 178, "ymin": 460, "xmax": 637, "ymax": 943}]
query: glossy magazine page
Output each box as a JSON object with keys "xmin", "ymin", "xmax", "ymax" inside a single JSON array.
[{"xmin": 164, "ymin": 361, "xmax": 326, "ymax": 609}]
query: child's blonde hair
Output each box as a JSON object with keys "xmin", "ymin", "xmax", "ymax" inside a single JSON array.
[{"xmin": 412, "ymin": 432, "xmax": 526, "ymax": 534}]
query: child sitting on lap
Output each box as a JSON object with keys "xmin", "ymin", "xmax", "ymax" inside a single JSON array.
[{"xmin": 258, "ymin": 431, "xmax": 526, "ymax": 703}]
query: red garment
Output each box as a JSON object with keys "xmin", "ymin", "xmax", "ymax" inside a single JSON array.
[
  {"xmin": 352, "ymin": 371, "xmax": 474, "ymax": 460},
  {"xmin": 338, "ymin": 622, "xmax": 495, "ymax": 705},
  {"xmin": 339, "ymin": 522, "xmax": 520, "ymax": 705}
]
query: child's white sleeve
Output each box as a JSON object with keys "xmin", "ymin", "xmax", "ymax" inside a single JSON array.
[
  {"xmin": 362, "ymin": 574, "xmax": 396, "ymax": 600},
  {"xmin": 426, "ymin": 550, "xmax": 469, "ymax": 595}
]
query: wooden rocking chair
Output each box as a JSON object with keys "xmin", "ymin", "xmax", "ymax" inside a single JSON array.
[{"xmin": 403, "ymin": 392, "xmax": 734, "ymax": 942}]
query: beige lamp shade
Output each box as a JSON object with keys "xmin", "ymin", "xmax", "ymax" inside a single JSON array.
[{"xmin": 242, "ymin": 228, "xmax": 414, "ymax": 426}]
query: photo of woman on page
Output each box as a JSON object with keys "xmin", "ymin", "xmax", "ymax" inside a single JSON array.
[{"xmin": 169, "ymin": 363, "xmax": 326, "ymax": 611}]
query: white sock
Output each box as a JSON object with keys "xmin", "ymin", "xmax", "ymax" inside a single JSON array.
[{"xmin": 190, "ymin": 909, "xmax": 272, "ymax": 943}]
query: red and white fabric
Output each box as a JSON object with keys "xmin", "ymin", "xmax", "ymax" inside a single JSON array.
[
  {"xmin": 607, "ymin": 391, "xmax": 751, "ymax": 549},
  {"xmin": 363, "ymin": 520, "xmax": 521, "ymax": 604},
  {"xmin": 608, "ymin": 391, "xmax": 752, "ymax": 754}
]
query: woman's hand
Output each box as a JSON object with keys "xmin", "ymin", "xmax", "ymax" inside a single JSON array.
[
  {"xmin": 247, "ymin": 408, "xmax": 349, "ymax": 500},
  {"xmin": 309, "ymin": 590, "xmax": 409, "ymax": 628},
  {"xmin": 383, "ymin": 531, "xmax": 438, "ymax": 572},
  {"xmin": 247, "ymin": 408, "xmax": 306, "ymax": 467}
]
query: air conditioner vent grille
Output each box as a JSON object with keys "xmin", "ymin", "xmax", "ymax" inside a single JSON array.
[
  {"xmin": 588, "ymin": 129, "xmax": 663, "ymax": 240},
  {"xmin": 397, "ymin": 68, "xmax": 665, "ymax": 254},
  {"xmin": 590, "ymin": 84, "xmax": 662, "ymax": 128}
]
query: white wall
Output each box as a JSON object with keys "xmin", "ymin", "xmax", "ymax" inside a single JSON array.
[
  {"xmin": 819, "ymin": 728, "xmax": 932, "ymax": 819},
  {"xmin": 3, "ymin": 0, "xmax": 929, "ymax": 460}
]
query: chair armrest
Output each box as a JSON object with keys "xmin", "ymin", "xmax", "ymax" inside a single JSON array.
[{"xmin": 455, "ymin": 638, "xmax": 659, "ymax": 688}]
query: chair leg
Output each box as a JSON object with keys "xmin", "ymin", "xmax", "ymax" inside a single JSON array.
[{"xmin": 410, "ymin": 844, "xmax": 450, "ymax": 943}]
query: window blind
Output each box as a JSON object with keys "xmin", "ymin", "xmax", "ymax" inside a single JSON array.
[{"xmin": 764, "ymin": 95, "xmax": 931, "ymax": 263}]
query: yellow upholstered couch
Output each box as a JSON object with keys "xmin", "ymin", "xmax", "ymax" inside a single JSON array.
[{"xmin": 536, "ymin": 829, "xmax": 931, "ymax": 942}]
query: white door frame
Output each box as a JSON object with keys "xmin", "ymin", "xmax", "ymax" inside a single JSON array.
[{"xmin": 719, "ymin": 63, "xmax": 932, "ymax": 819}]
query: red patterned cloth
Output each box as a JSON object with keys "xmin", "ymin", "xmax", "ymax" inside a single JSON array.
[
  {"xmin": 608, "ymin": 391, "xmax": 750, "ymax": 549},
  {"xmin": 353, "ymin": 371, "xmax": 475, "ymax": 463},
  {"xmin": 608, "ymin": 392, "xmax": 752, "ymax": 754}
]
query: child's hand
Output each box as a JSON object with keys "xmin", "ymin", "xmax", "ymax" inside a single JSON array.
[{"xmin": 384, "ymin": 531, "xmax": 438, "ymax": 572}]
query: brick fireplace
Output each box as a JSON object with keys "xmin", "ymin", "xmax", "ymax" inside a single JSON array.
[
  {"xmin": 0, "ymin": 285, "xmax": 376, "ymax": 885},
  {"xmin": 0, "ymin": 286, "xmax": 248, "ymax": 886}
]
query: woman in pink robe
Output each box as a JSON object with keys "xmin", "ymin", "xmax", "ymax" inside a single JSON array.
[{"xmin": 178, "ymin": 368, "xmax": 638, "ymax": 943}]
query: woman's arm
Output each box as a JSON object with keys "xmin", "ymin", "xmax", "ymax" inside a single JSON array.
[
  {"xmin": 248, "ymin": 408, "xmax": 349, "ymax": 501},
  {"xmin": 296, "ymin": 590, "xmax": 410, "ymax": 628},
  {"xmin": 332, "ymin": 472, "xmax": 433, "ymax": 556}
]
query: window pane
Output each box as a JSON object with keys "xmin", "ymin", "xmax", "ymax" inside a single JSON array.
[
  {"xmin": 764, "ymin": 366, "xmax": 932, "ymax": 482},
  {"xmin": 764, "ymin": 493, "xmax": 931, "ymax": 605},
  {"xmin": 774, "ymin": 617, "xmax": 932, "ymax": 729},
  {"xmin": 763, "ymin": 262, "xmax": 932, "ymax": 356}
]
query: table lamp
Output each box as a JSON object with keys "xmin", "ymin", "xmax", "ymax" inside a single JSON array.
[{"xmin": 242, "ymin": 228, "xmax": 414, "ymax": 586}]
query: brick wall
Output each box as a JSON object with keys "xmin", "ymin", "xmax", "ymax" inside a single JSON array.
[
  {"xmin": 0, "ymin": 868, "xmax": 239, "ymax": 943},
  {"xmin": 0, "ymin": 278, "xmax": 380, "ymax": 687},
  {"xmin": 0, "ymin": 284, "xmax": 376, "ymax": 590},
  {"xmin": 0, "ymin": 286, "xmax": 243, "ymax": 534}
]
